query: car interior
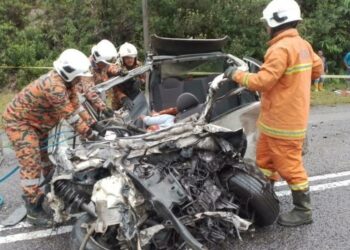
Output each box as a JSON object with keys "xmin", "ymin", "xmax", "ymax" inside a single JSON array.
[{"xmin": 149, "ymin": 59, "xmax": 258, "ymax": 122}]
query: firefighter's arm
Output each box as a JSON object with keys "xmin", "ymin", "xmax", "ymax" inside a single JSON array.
[
  {"xmin": 111, "ymin": 86, "xmax": 127, "ymax": 110},
  {"xmin": 46, "ymin": 84, "xmax": 91, "ymax": 136},
  {"xmin": 233, "ymin": 47, "xmax": 288, "ymax": 92},
  {"xmin": 311, "ymin": 52, "xmax": 324, "ymax": 80},
  {"xmin": 107, "ymin": 64, "xmax": 127, "ymax": 77},
  {"xmin": 74, "ymin": 105, "xmax": 96, "ymax": 126},
  {"xmin": 79, "ymin": 77, "xmax": 107, "ymax": 112}
]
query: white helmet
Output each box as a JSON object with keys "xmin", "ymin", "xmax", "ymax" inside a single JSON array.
[
  {"xmin": 53, "ymin": 49, "xmax": 92, "ymax": 82},
  {"xmin": 91, "ymin": 39, "xmax": 118, "ymax": 65},
  {"xmin": 261, "ymin": 0, "xmax": 302, "ymax": 28},
  {"xmin": 119, "ymin": 42, "xmax": 138, "ymax": 58}
]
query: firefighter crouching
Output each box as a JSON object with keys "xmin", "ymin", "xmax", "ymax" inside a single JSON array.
[{"xmin": 2, "ymin": 49, "xmax": 103, "ymax": 227}]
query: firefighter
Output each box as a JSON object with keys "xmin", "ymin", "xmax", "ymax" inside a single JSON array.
[
  {"xmin": 111, "ymin": 42, "xmax": 145, "ymax": 111},
  {"xmin": 89, "ymin": 39, "xmax": 126, "ymax": 117},
  {"xmin": 223, "ymin": 0, "xmax": 323, "ymax": 226},
  {"xmin": 2, "ymin": 49, "xmax": 104, "ymax": 226}
]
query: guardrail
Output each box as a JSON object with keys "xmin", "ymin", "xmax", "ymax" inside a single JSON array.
[{"xmin": 321, "ymin": 75, "xmax": 350, "ymax": 79}]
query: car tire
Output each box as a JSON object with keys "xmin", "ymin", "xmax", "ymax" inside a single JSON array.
[
  {"xmin": 227, "ymin": 170, "xmax": 279, "ymax": 227},
  {"xmin": 70, "ymin": 214, "xmax": 115, "ymax": 250}
]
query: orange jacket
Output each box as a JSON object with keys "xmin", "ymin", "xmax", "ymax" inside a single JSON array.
[
  {"xmin": 233, "ymin": 29, "xmax": 323, "ymax": 139},
  {"xmin": 2, "ymin": 71, "xmax": 90, "ymax": 136}
]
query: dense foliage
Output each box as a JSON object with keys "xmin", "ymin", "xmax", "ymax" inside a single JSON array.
[{"xmin": 0, "ymin": 0, "xmax": 349, "ymax": 89}]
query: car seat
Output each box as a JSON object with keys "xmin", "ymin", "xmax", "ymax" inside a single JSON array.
[{"xmin": 153, "ymin": 77, "xmax": 184, "ymax": 111}]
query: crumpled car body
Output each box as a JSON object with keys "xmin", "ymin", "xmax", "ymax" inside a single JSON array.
[{"xmin": 47, "ymin": 35, "xmax": 279, "ymax": 250}]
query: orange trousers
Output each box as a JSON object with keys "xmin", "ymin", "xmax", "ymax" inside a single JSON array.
[
  {"xmin": 256, "ymin": 133, "xmax": 309, "ymax": 191},
  {"xmin": 5, "ymin": 124, "xmax": 53, "ymax": 203}
]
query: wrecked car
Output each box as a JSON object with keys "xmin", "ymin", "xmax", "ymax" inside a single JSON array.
[{"xmin": 47, "ymin": 35, "xmax": 279, "ymax": 249}]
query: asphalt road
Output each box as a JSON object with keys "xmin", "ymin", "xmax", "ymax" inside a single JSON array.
[{"xmin": 1, "ymin": 104, "xmax": 350, "ymax": 250}]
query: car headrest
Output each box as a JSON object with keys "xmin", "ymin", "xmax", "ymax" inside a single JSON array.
[
  {"xmin": 162, "ymin": 77, "xmax": 182, "ymax": 89},
  {"xmin": 176, "ymin": 92, "xmax": 200, "ymax": 112}
]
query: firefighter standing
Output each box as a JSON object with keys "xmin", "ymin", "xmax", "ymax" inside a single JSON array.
[
  {"xmin": 2, "ymin": 49, "xmax": 103, "ymax": 226},
  {"xmin": 224, "ymin": 0, "xmax": 323, "ymax": 226},
  {"xmin": 112, "ymin": 42, "xmax": 145, "ymax": 111}
]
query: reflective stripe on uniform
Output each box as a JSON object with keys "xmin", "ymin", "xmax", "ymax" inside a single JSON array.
[
  {"xmin": 242, "ymin": 73, "xmax": 251, "ymax": 87},
  {"xmin": 259, "ymin": 121, "xmax": 306, "ymax": 139},
  {"xmin": 289, "ymin": 181, "xmax": 309, "ymax": 191},
  {"xmin": 21, "ymin": 168, "xmax": 48, "ymax": 187},
  {"xmin": 76, "ymin": 105, "xmax": 86, "ymax": 113},
  {"xmin": 285, "ymin": 63, "xmax": 312, "ymax": 75},
  {"xmin": 21, "ymin": 178, "xmax": 41, "ymax": 187},
  {"xmin": 66, "ymin": 113, "xmax": 80, "ymax": 125},
  {"xmin": 259, "ymin": 167, "xmax": 276, "ymax": 178}
]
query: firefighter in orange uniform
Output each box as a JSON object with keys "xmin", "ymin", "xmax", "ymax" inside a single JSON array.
[
  {"xmin": 2, "ymin": 49, "xmax": 103, "ymax": 226},
  {"xmin": 112, "ymin": 42, "xmax": 145, "ymax": 111},
  {"xmin": 89, "ymin": 39, "xmax": 127, "ymax": 117},
  {"xmin": 224, "ymin": 0, "xmax": 323, "ymax": 226}
]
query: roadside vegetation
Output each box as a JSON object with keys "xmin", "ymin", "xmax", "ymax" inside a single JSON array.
[
  {"xmin": 0, "ymin": 0, "xmax": 349, "ymax": 90},
  {"xmin": 311, "ymin": 80, "xmax": 350, "ymax": 106},
  {"xmin": 0, "ymin": 0, "xmax": 349, "ymax": 126}
]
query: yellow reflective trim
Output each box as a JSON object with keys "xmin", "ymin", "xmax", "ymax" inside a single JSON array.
[
  {"xmin": 289, "ymin": 181, "xmax": 309, "ymax": 191},
  {"xmin": 285, "ymin": 63, "xmax": 312, "ymax": 75},
  {"xmin": 258, "ymin": 121, "xmax": 306, "ymax": 139},
  {"xmin": 259, "ymin": 167, "xmax": 275, "ymax": 177},
  {"xmin": 242, "ymin": 73, "xmax": 250, "ymax": 87}
]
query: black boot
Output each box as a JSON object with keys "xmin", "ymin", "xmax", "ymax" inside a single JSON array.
[
  {"xmin": 277, "ymin": 190, "xmax": 312, "ymax": 227},
  {"xmin": 23, "ymin": 195, "xmax": 53, "ymax": 227}
]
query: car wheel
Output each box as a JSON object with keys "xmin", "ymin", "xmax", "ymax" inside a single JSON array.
[
  {"xmin": 227, "ymin": 170, "xmax": 279, "ymax": 227},
  {"xmin": 70, "ymin": 214, "xmax": 121, "ymax": 250}
]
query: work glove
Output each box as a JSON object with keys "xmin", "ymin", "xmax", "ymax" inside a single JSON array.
[
  {"xmin": 86, "ymin": 129, "xmax": 100, "ymax": 141},
  {"xmin": 91, "ymin": 122, "xmax": 106, "ymax": 136},
  {"xmin": 121, "ymin": 97, "xmax": 134, "ymax": 111},
  {"xmin": 119, "ymin": 68, "xmax": 129, "ymax": 77},
  {"xmin": 102, "ymin": 107, "xmax": 114, "ymax": 118},
  {"xmin": 224, "ymin": 66, "xmax": 238, "ymax": 81},
  {"xmin": 224, "ymin": 63, "xmax": 249, "ymax": 80},
  {"xmin": 210, "ymin": 73, "xmax": 225, "ymax": 90}
]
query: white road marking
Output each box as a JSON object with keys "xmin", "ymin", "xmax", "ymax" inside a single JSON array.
[
  {"xmin": 275, "ymin": 170, "xmax": 350, "ymax": 187},
  {"xmin": 0, "ymin": 212, "xmax": 83, "ymax": 232},
  {"xmin": 276, "ymin": 179, "xmax": 350, "ymax": 197},
  {"xmin": 0, "ymin": 225, "xmax": 72, "ymax": 244},
  {"xmin": 0, "ymin": 222, "xmax": 32, "ymax": 232}
]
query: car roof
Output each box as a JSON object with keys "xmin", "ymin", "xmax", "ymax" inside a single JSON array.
[{"xmin": 151, "ymin": 34, "xmax": 228, "ymax": 56}]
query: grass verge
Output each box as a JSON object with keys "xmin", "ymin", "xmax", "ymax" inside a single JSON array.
[
  {"xmin": 0, "ymin": 91, "xmax": 15, "ymax": 128},
  {"xmin": 311, "ymin": 90, "xmax": 350, "ymax": 106}
]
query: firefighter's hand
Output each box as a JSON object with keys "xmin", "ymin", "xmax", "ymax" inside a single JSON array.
[
  {"xmin": 91, "ymin": 122, "xmax": 106, "ymax": 136},
  {"xmin": 102, "ymin": 107, "xmax": 114, "ymax": 118},
  {"xmin": 86, "ymin": 129, "xmax": 100, "ymax": 141},
  {"xmin": 121, "ymin": 97, "xmax": 134, "ymax": 111},
  {"xmin": 119, "ymin": 69, "xmax": 129, "ymax": 76},
  {"xmin": 224, "ymin": 63, "xmax": 248, "ymax": 80},
  {"xmin": 224, "ymin": 66, "xmax": 238, "ymax": 80}
]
